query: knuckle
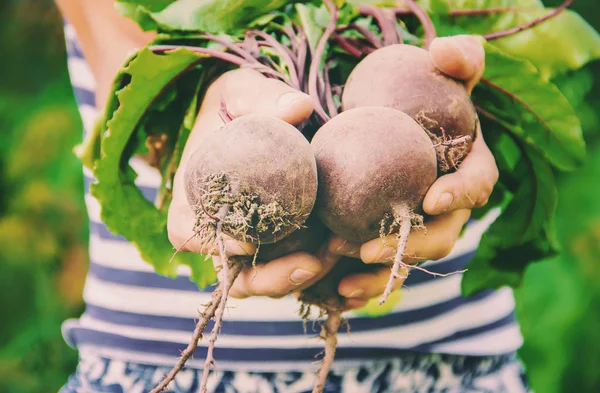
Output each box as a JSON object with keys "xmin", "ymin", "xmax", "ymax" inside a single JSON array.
[
  {"xmin": 261, "ymin": 285, "xmax": 288, "ymax": 299},
  {"xmin": 475, "ymin": 196, "xmax": 490, "ymax": 208},
  {"xmin": 432, "ymin": 242, "xmax": 454, "ymax": 261},
  {"xmin": 229, "ymin": 286, "xmax": 249, "ymax": 300},
  {"xmin": 485, "ymin": 169, "xmax": 499, "ymax": 193},
  {"xmin": 167, "ymin": 229, "xmax": 181, "ymax": 250}
]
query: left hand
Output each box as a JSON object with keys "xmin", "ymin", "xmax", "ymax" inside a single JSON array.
[{"xmin": 331, "ymin": 35, "xmax": 499, "ymax": 309}]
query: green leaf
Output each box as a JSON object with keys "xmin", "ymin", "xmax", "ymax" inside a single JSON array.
[
  {"xmin": 90, "ymin": 47, "xmax": 216, "ymax": 288},
  {"xmin": 295, "ymin": 3, "xmax": 327, "ymax": 53},
  {"xmin": 121, "ymin": 0, "xmax": 292, "ymax": 34},
  {"xmin": 442, "ymin": 1, "xmax": 600, "ymax": 79},
  {"xmin": 473, "ymin": 43, "xmax": 585, "ymax": 171},
  {"xmin": 117, "ymin": 0, "xmax": 176, "ymax": 11},
  {"xmin": 492, "ymin": 10, "xmax": 600, "ymax": 80},
  {"xmin": 115, "ymin": 1, "xmax": 175, "ymax": 31},
  {"xmin": 552, "ymin": 67, "xmax": 600, "ymax": 138},
  {"xmin": 73, "ymin": 116, "xmax": 102, "ymax": 170},
  {"xmin": 461, "ymin": 124, "xmax": 559, "ymax": 296},
  {"xmin": 418, "ymin": 0, "xmax": 451, "ymax": 13},
  {"xmin": 346, "ymin": 0, "xmax": 396, "ymax": 7}
]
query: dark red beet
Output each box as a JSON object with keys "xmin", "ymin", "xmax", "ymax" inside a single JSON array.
[
  {"xmin": 303, "ymin": 106, "xmax": 438, "ymax": 393},
  {"xmin": 184, "ymin": 114, "xmax": 318, "ymax": 245},
  {"xmin": 311, "ymin": 106, "xmax": 437, "ymax": 245},
  {"xmin": 342, "ymin": 44, "xmax": 478, "ymax": 172},
  {"xmin": 152, "ymin": 114, "xmax": 319, "ymax": 393}
]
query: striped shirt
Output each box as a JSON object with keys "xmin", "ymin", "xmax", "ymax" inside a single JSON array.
[{"xmin": 61, "ymin": 22, "xmax": 523, "ymax": 372}]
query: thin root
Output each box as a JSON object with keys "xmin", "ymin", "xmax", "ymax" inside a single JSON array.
[
  {"xmin": 200, "ymin": 257, "xmax": 245, "ymax": 393},
  {"xmin": 380, "ymin": 205, "xmax": 412, "ymax": 305},
  {"xmin": 169, "ymin": 229, "xmax": 202, "ymax": 264},
  {"xmin": 149, "ymin": 277, "xmax": 225, "ymax": 393},
  {"xmin": 312, "ymin": 310, "xmax": 341, "ymax": 393}
]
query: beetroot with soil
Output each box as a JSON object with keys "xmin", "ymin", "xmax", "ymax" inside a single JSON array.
[
  {"xmin": 151, "ymin": 113, "xmax": 319, "ymax": 393},
  {"xmin": 342, "ymin": 44, "xmax": 478, "ymax": 172}
]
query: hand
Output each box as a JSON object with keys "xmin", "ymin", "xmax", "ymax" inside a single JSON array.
[
  {"xmin": 331, "ymin": 35, "xmax": 498, "ymax": 308},
  {"xmin": 167, "ymin": 69, "xmax": 344, "ymax": 299}
]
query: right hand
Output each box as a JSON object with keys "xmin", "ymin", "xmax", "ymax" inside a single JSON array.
[{"xmin": 167, "ymin": 69, "xmax": 349, "ymax": 300}]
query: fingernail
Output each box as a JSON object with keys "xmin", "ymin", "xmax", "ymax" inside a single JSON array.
[
  {"xmin": 346, "ymin": 289, "xmax": 364, "ymax": 299},
  {"xmin": 435, "ymin": 192, "xmax": 454, "ymax": 213},
  {"xmin": 224, "ymin": 239, "xmax": 251, "ymax": 256},
  {"xmin": 335, "ymin": 240, "xmax": 360, "ymax": 256},
  {"xmin": 452, "ymin": 39, "xmax": 470, "ymax": 62},
  {"xmin": 278, "ymin": 92, "xmax": 306, "ymax": 111},
  {"xmin": 289, "ymin": 269, "xmax": 317, "ymax": 285},
  {"xmin": 362, "ymin": 243, "xmax": 395, "ymax": 264}
]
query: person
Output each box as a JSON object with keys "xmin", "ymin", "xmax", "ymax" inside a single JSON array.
[{"xmin": 55, "ymin": 1, "xmax": 530, "ymax": 392}]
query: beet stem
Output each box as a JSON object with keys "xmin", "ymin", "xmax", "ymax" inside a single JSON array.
[
  {"xmin": 358, "ymin": 5, "xmax": 398, "ymax": 46},
  {"xmin": 380, "ymin": 205, "xmax": 412, "ymax": 305},
  {"xmin": 483, "ymin": 0, "xmax": 574, "ymax": 41},
  {"xmin": 243, "ymin": 32, "xmax": 261, "ymax": 58},
  {"xmin": 349, "ymin": 23, "xmax": 384, "ymax": 48},
  {"xmin": 282, "ymin": 25, "xmax": 300, "ymax": 53},
  {"xmin": 323, "ymin": 62, "xmax": 338, "ymax": 117},
  {"xmin": 248, "ymin": 30, "xmax": 301, "ymax": 89},
  {"xmin": 331, "ymin": 33, "xmax": 364, "ymax": 58},
  {"xmin": 202, "ymin": 33, "xmax": 257, "ymax": 63},
  {"xmin": 308, "ymin": 0, "xmax": 338, "ymax": 123},
  {"xmin": 297, "ymin": 27, "xmax": 309, "ymax": 89},
  {"xmin": 312, "ymin": 310, "xmax": 342, "ymax": 393},
  {"xmin": 150, "ymin": 45, "xmax": 289, "ymax": 83},
  {"xmin": 399, "ymin": 0, "xmax": 437, "ymax": 49},
  {"xmin": 393, "ymin": 6, "xmax": 531, "ymax": 16}
]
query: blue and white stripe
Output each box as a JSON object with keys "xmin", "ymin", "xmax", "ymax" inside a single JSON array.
[{"xmin": 61, "ymin": 21, "xmax": 523, "ymax": 372}]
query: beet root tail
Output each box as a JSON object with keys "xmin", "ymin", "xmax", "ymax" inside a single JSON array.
[
  {"xmin": 379, "ymin": 206, "xmax": 412, "ymax": 305},
  {"xmin": 312, "ymin": 309, "xmax": 342, "ymax": 393}
]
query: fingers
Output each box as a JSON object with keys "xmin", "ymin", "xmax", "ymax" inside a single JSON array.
[
  {"xmin": 338, "ymin": 265, "xmax": 408, "ymax": 302},
  {"xmin": 429, "ymin": 35, "xmax": 486, "ymax": 94},
  {"xmin": 328, "ymin": 236, "xmax": 361, "ymax": 258},
  {"xmin": 360, "ymin": 209, "xmax": 471, "ymax": 264},
  {"xmin": 166, "ymin": 211, "xmax": 256, "ymax": 256},
  {"xmin": 225, "ymin": 243, "xmax": 341, "ymax": 299},
  {"xmin": 213, "ymin": 68, "xmax": 314, "ymax": 126},
  {"xmin": 168, "ymin": 69, "xmax": 314, "ymax": 256},
  {"xmin": 423, "ymin": 127, "xmax": 499, "ymax": 216}
]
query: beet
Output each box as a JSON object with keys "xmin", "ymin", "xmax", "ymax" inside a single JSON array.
[
  {"xmin": 342, "ymin": 44, "xmax": 478, "ymax": 172},
  {"xmin": 302, "ymin": 106, "xmax": 437, "ymax": 393},
  {"xmin": 153, "ymin": 114, "xmax": 319, "ymax": 393},
  {"xmin": 184, "ymin": 114, "xmax": 318, "ymax": 245},
  {"xmin": 312, "ymin": 106, "xmax": 437, "ymax": 246}
]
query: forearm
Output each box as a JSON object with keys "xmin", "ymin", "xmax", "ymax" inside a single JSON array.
[{"xmin": 54, "ymin": 0, "xmax": 154, "ymax": 107}]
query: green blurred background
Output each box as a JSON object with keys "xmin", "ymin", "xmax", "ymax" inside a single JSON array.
[{"xmin": 1, "ymin": 1, "xmax": 599, "ymax": 392}]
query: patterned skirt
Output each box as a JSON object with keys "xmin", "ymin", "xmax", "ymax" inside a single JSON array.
[{"xmin": 59, "ymin": 351, "xmax": 532, "ymax": 393}]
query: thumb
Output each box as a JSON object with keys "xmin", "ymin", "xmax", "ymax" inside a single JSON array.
[
  {"xmin": 220, "ymin": 68, "xmax": 314, "ymax": 126},
  {"xmin": 429, "ymin": 35, "xmax": 485, "ymax": 94},
  {"xmin": 423, "ymin": 130, "xmax": 498, "ymax": 215}
]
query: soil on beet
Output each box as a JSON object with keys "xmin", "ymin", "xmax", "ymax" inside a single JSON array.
[{"xmin": 183, "ymin": 114, "xmax": 319, "ymax": 245}]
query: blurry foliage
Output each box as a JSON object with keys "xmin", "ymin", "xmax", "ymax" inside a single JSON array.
[
  {"xmin": 0, "ymin": 1, "xmax": 88, "ymax": 392},
  {"xmin": 514, "ymin": 2, "xmax": 600, "ymax": 393},
  {"xmin": 1, "ymin": 1, "xmax": 600, "ymax": 393}
]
